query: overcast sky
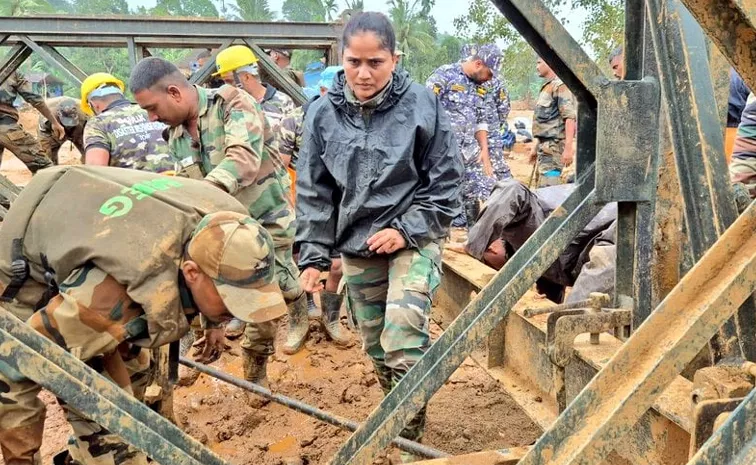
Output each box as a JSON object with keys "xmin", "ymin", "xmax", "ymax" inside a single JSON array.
[{"xmin": 127, "ymin": 0, "xmax": 588, "ymax": 43}]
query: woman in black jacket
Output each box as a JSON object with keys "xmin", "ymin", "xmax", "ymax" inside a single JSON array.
[{"xmin": 295, "ymin": 11, "xmax": 464, "ymax": 449}]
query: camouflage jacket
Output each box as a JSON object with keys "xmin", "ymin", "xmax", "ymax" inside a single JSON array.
[
  {"xmin": 39, "ymin": 96, "xmax": 88, "ymax": 139},
  {"xmin": 259, "ymin": 83, "xmax": 297, "ymax": 134},
  {"xmin": 0, "ymin": 71, "xmax": 46, "ymax": 120},
  {"xmin": 0, "ymin": 165, "xmax": 248, "ymax": 347},
  {"xmin": 83, "ymin": 99, "xmax": 174, "ymax": 172},
  {"xmin": 532, "ymin": 77, "xmax": 576, "ymax": 140},
  {"xmin": 426, "ymin": 63, "xmax": 487, "ymax": 164},
  {"xmin": 168, "ymin": 85, "xmax": 294, "ymax": 247},
  {"xmin": 482, "ymin": 76, "xmax": 511, "ymax": 147},
  {"xmin": 279, "ymin": 105, "xmax": 304, "ymax": 167}
]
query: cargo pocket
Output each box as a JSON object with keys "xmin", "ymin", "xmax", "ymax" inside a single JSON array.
[
  {"xmin": 5, "ymin": 128, "xmax": 28, "ymax": 142},
  {"xmin": 401, "ymin": 241, "xmax": 443, "ymax": 301}
]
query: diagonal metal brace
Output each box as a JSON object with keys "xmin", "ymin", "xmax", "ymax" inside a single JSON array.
[
  {"xmin": 517, "ymin": 192, "xmax": 756, "ymax": 465},
  {"xmin": 0, "ymin": 309, "xmax": 232, "ymax": 465},
  {"xmin": 0, "ymin": 44, "xmax": 32, "ymax": 88},
  {"xmin": 17, "ymin": 35, "xmax": 84, "ymax": 86}
]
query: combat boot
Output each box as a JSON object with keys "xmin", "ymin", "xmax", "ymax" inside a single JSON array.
[
  {"xmin": 242, "ymin": 348, "xmax": 269, "ymax": 388},
  {"xmin": 306, "ymin": 292, "xmax": 322, "ymax": 320},
  {"xmin": 320, "ymin": 290, "xmax": 351, "ymax": 346},
  {"xmin": 282, "ymin": 293, "xmax": 309, "ymax": 354},
  {"xmin": 224, "ymin": 318, "xmax": 245, "ymax": 339}
]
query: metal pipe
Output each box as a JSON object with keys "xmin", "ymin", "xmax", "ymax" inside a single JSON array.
[{"xmin": 178, "ymin": 357, "xmax": 449, "ymax": 460}]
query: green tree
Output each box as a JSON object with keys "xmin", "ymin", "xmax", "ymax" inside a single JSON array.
[
  {"xmin": 224, "ymin": 0, "xmax": 275, "ymax": 20},
  {"xmin": 151, "ymin": 0, "xmax": 220, "ymax": 17},
  {"xmin": 343, "ymin": 0, "xmax": 364, "ymax": 10},
  {"xmin": 1, "ymin": 0, "xmax": 54, "ymax": 16},
  {"xmin": 281, "ymin": 0, "xmax": 327, "ymax": 21},
  {"xmin": 389, "ymin": 0, "xmax": 436, "ymax": 67}
]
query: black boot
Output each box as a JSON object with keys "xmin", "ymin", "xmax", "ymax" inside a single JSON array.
[{"xmin": 320, "ymin": 291, "xmax": 351, "ymax": 346}]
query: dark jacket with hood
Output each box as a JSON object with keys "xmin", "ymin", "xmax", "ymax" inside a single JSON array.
[{"xmin": 295, "ymin": 69, "xmax": 464, "ymax": 270}]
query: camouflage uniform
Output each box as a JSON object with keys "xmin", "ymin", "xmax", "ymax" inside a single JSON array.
[
  {"xmin": 279, "ymin": 105, "xmax": 304, "ymax": 168},
  {"xmin": 731, "ymin": 93, "xmax": 756, "ymax": 201},
  {"xmin": 258, "ymin": 83, "xmax": 297, "ymax": 134},
  {"xmin": 38, "ymin": 97, "xmax": 88, "ymax": 164},
  {"xmin": 0, "ymin": 166, "xmax": 281, "ymax": 465},
  {"xmin": 427, "ymin": 46, "xmax": 500, "ymax": 225},
  {"xmin": 83, "ymin": 98, "xmax": 173, "ymax": 172},
  {"xmin": 0, "ymin": 72, "xmax": 53, "ymax": 173},
  {"xmin": 341, "ymin": 240, "xmax": 442, "ymax": 441},
  {"xmin": 167, "ymin": 84, "xmax": 300, "ymax": 356},
  {"xmin": 482, "ymin": 75, "xmax": 512, "ymax": 181},
  {"xmin": 532, "ymin": 76, "xmax": 577, "ymax": 187}
]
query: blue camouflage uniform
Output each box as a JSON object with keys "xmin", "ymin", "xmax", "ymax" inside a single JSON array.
[
  {"xmin": 482, "ymin": 74, "xmax": 512, "ymax": 181},
  {"xmin": 427, "ymin": 44, "xmax": 501, "ymax": 226}
]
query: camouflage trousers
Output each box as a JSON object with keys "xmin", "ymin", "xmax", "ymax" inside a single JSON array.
[
  {"xmin": 489, "ymin": 146, "xmax": 512, "ymax": 182},
  {"xmin": 535, "ymin": 138, "xmax": 566, "ymax": 187},
  {"xmin": 0, "ymin": 119, "xmax": 52, "ymax": 174},
  {"xmin": 241, "ymin": 244, "xmax": 302, "ymax": 355},
  {"xmin": 457, "ymin": 160, "xmax": 496, "ymax": 226},
  {"xmin": 341, "ymin": 241, "xmax": 443, "ymax": 442},
  {"xmin": 39, "ymin": 131, "xmax": 85, "ymax": 165},
  {"xmin": 0, "ymin": 266, "xmax": 150, "ymax": 465},
  {"xmin": 730, "ymin": 155, "xmax": 756, "ymax": 200}
]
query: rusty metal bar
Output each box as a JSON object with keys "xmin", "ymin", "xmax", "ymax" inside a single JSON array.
[
  {"xmin": 516, "ymin": 198, "xmax": 756, "ymax": 465},
  {"xmin": 180, "ymin": 357, "xmax": 448, "ymax": 459},
  {"xmin": 405, "ymin": 447, "xmax": 529, "ymax": 465},
  {"xmin": 332, "ymin": 167, "xmax": 603, "ymax": 464},
  {"xmin": 0, "ymin": 15, "xmax": 341, "ymax": 42},
  {"xmin": 188, "ymin": 38, "xmax": 234, "ymax": 85},
  {"xmin": 646, "ymin": 0, "xmax": 756, "ymax": 362},
  {"xmin": 3, "ymin": 36, "xmax": 336, "ymax": 50},
  {"xmin": 127, "ymin": 36, "xmax": 139, "ymax": 68},
  {"xmin": 687, "ymin": 386, "xmax": 756, "ymax": 465},
  {"xmin": 0, "ymin": 44, "xmax": 32, "ymax": 87},
  {"xmin": 17, "ymin": 35, "xmax": 84, "ymax": 86},
  {"xmin": 0, "ymin": 308, "xmax": 232, "ymax": 465},
  {"xmin": 677, "ymin": 0, "xmax": 756, "ymax": 94}
]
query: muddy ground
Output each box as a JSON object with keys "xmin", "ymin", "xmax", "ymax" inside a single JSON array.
[{"xmin": 1, "ymin": 107, "xmax": 543, "ymax": 465}]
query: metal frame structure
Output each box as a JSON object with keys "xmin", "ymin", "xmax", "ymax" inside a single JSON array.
[
  {"xmin": 0, "ymin": 16, "xmax": 344, "ymax": 105},
  {"xmin": 0, "ymin": 2, "xmax": 755, "ymax": 465}
]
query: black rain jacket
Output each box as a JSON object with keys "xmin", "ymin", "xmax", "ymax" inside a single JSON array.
[{"xmin": 295, "ymin": 69, "xmax": 464, "ymax": 270}]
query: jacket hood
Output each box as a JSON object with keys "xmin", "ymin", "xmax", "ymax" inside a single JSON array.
[{"xmin": 328, "ymin": 68, "xmax": 413, "ymax": 111}]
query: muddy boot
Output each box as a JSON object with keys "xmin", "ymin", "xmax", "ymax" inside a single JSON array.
[
  {"xmin": 177, "ymin": 330, "xmax": 201, "ymax": 386},
  {"xmin": 283, "ymin": 294, "xmax": 309, "ymax": 355},
  {"xmin": 306, "ymin": 292, "xmax": 321, "ymax": 320},
  {"xmin": 224, "ymin": 318, "xmax": 245, "ymax": 339},
  {"xmin": 242, "ymin": 348, "xmax": 269, "ymax": 388},
  {"xmin": 372, "ymin": 360, "xmax": 394, "ymax": 396},
  {"xmin": 320, "ymin": 291, "xmax": 351, "ymax": 346}
]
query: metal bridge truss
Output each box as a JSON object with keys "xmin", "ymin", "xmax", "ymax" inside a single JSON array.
[{"xmin": 0, "ymin": 2, "xmax": 755, "ymax": 464}]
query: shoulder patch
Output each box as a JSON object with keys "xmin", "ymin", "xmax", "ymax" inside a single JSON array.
[
  {"xmin": 432, "ymin": 83, "xmax": 442, "ymax": 95},
  {"xmin": 476, "ymin": 86, "xmax": 487, "ymax": 97},
  {"xmin": 450, "ymin": 84, "xmax": 466, "ymax": 92},
  {"xmin": 499, "ymin": 89, "xmax": 507, "ymax": 100}
]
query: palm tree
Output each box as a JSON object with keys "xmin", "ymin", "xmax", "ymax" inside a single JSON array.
[
  {"xmin": 224, "ymin": 0, "xmax": 274, "ymax": 20},
  {"xmin": 388, "ymin": 0, "xmax": 435, "ymax": 56},
  {"xmin": 344, "ymin": 0, "xmax": 364, "ymax": 9}
]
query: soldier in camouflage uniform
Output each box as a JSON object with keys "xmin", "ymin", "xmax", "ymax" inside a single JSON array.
[
  {"xmin": 0, "ymin": 71, "xmax": 61, "ymax": 174},
  {"xmin": 212, "ymin": 45, "xmax": 299, "ymax": 338},
  {"xmin": 297, "ymin": 13, "xmax": 463, "ymax": 455},
  {"xmin": 531, "ymin": 57, "xmax": 577, "ymax": 187},
  {"xmin": 731, "ymin": 93, "xmax": 756, "ymax": 207},
  {"xmin": 81, "ymin": 74, "xmax": 174, "ymax": 173},
  {"xmin": 38, "ymin": 96, "xmax": 88, "ymax": 164},
  {"xmin": 130, "ymin": 57, "xmax": 305, "ymax": 382},
  {"xmin": 426, "ymin": 44, "xmax": 501, "ymax": 227},
  {"xmin": 279, "ymin": 65, "xmax": 351, "ymax": 348},
  {"xmin": 267, "ymin": 48, "xmax": 305, "ymax": 87},
  {"xmin": 0, "ymin": 165, "xmax": 286, "ymax": 465},
  {"xmin": 483, "ymin": 73, "xmax": 512, "ymax": 181}
]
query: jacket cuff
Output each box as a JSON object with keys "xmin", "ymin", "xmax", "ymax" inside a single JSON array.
[
  {"xmin": 205, "ymin": 169, "xmax": 238, "ymax": 195},
  {"xmin": 297, "ymin": 243, "xmax": 333, "ymax": 272},
  {"xmin": 390, "ymin": 218, "xmax": 418, "ymax": 249}
]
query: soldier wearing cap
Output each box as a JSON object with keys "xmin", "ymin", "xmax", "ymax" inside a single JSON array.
[
  {"xmin": 80, "ymin": 73, "xmax": 174, "ymax": 173},
  {"xmin": 0, "ymin": 165, "xmax": 286, "ymax": 465},
  {"xmin": 426, "ymin": 43, "xmax": 501, "ymax": 226},
  {"xmin": 531, "ymin": 57, "xmax": 577, "ymax": 187},
  {"xmin": 0, "ymin": 71, "xmax": 61, "ymax": 174},
  {"xmin": 267, "ymin": 48, "xmax": 305, "ymax": 87},
  {"xmin": 129, "ymin": 57, "xmax": 305, "ymax": 384},
  {"xmin": 38, "ymin": 96, "xmax": 88, "ymax": 164}
]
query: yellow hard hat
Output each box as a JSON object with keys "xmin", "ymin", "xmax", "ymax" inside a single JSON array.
[
  {"xmin": 80, "ymin": 73, "xmax": 125, "ymax": 115},
  {"xmin": 213, "ymin": 45, "xmax": 258, "ymax": 76}
]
